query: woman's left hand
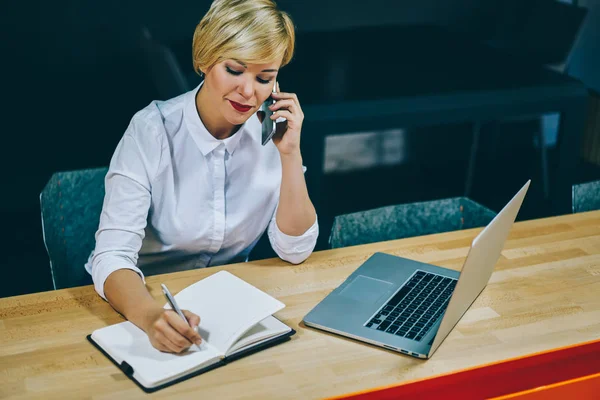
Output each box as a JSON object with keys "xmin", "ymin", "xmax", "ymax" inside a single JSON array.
[{"xmin": 269, "ymin": 82, "xmax": 304, "ymax": 155}]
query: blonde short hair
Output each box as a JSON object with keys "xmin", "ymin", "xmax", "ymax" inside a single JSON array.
[{"xmin": 192, "ymin": 0, "xmax": 295, "ymax": 75}]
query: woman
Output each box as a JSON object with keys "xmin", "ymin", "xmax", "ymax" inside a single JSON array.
[{"xmin": 86, "ymin": 0, "xmax": 318, "ymax": 353}]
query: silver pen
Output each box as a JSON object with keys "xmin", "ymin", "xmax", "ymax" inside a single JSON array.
[{"xmin": 161, "ymin": 283, "xmax": 202, "ymax": 350}]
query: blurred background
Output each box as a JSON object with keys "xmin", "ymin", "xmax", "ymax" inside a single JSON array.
[{"xmin": 1, "ymin": 0, "xmax": 600, "ymax": 298}]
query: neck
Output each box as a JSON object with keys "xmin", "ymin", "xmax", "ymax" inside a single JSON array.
[{"xmin": 196, "ymin": 83, "xmax": 240, "ymax": 140}]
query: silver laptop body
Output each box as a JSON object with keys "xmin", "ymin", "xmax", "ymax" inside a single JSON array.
[{"xmin": 303, "ymin": 180, "xmax": 530, "ymax": 358}]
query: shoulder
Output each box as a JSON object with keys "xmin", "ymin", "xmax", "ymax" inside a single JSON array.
[
  {"xmin": 127, "ymin": 91, "xmax": 188, "ymax": 145},
  {"xmin": 123, "ymin": 91, "xmax": 193, "ymax": 167},
  {"xmin": 114, "ymin": 92, "xmax": 190, "ymax": 180}
]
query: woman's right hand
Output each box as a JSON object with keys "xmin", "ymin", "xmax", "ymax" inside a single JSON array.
[{"xmin": 143, "ymin": 306, "xmax": 203, "ymax": 353}]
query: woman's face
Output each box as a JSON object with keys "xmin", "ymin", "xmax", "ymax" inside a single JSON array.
[{"xmin": 204, "ymin": 58, "xmax": 282, "ymax": 126}]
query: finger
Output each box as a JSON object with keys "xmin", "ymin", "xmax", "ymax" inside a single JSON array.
[
  {"xmin": 271, "ymin": 109, "xmax": 293, "ymax": 121},
  {"xmin": 182, "ymin": 310, "xmax": 203, "ymax": 344},
  {"xmin": 155, "ymin": 343, "xmax": 171, "ymax": 353},
  {"xmin": 276, "ymin": 81, "xmax": 280, "ymax": 92},
  {"xmin": 269, "ymin": 99, "xmax": 297, "ymax": 114},
  {"xmin": 161, "ymin": 312, "xmax": 193, "ymax": 347},
  {"xmin": 271, "ymin": 92, "xmax": 298, "ymax": 104},
  {"xmin": 155, "ymin": 330, "xmax": 185, "ymax": 353},
  {"xmin": 162, "ymin": 324, "xmax": 192, "ymax": 352},
  {"xmin": 182, "ymin": 309, "xmax": 201, "ymax": 327},
  {"xmin": 166, "ymin": 311, "xmax": 201, "ymax": 346},
  {"xmin": 256, "ymin": 110, "xmax": 265, "ymax": 123}
]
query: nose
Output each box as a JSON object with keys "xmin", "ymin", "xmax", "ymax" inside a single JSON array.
[{"xmin": 238, "ymin": 76, "xmax": 254, "ymax": 101}]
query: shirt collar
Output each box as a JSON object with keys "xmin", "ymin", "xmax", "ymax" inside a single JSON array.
[{"xmin": 184, "ymin": 81, "xmax": 248, "ymax": 156}]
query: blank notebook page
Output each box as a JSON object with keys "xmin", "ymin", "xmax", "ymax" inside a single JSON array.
[
  {"xmin": 227, "ymin": 315, "xmax": 291, "ymax": 356},
  {"xmin": 170, "ymin": 271, "xmax": 285, "ymax": 353},
  {"xmin": 91, "ymin": 322, "xmax": 221, "ymax": 388}
]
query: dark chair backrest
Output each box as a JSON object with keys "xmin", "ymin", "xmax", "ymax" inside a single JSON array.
[
  {"xmin": 566, "ymin": 1, "xmax": 600, "ymax": 93},
  {"xmin": 40, "ymin": 167, "xmax": 108, "ymax": 289},
  {"xmin": 572, "ymin": 180, "xmax": 600, "ymax": 213},
  {"xmin": 139, "ymin": 27, "xmax": 192, "ymax": 100},
  {"xmin": 329, "ymin": 197, "xmax": 497, "ymax": 249}
]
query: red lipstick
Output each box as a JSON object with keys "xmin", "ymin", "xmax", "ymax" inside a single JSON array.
[{"xmin": 229, "ymin": 100, "xmax": 252, "ymax": 112}]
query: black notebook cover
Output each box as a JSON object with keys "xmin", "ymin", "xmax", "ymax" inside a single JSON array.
[{"xmin": 87, "ymin": 325, "xmax": 296, "ymax": 393}]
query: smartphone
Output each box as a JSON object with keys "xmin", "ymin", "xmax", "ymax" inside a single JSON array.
[{"xmin": 260, "ymin": 82, "xmax": 278, "ymax": 146}]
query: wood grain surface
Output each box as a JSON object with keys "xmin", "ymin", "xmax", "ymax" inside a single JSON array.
[{"xmin": 1, "ymin": 211, "xmax": 599, "ymax": 399}]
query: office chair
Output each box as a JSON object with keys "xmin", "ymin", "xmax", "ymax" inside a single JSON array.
[
  {"xmin": 465, "ymin": 120, "xmax": 550, "ymax": 199},
  {"xmin": 329, "ymin": 197, "xmax": 497, "ymax": 249},
  {"xmin": 572, "ymin": 180, "xmax": 600, "ymax": 213},
  {"xmin": 139, "ymin": 27, "xmax": 195, "ymax": 100},
  {"xmin": 40, "ymin": 167, "xmax": 108, "ymax": 289}
]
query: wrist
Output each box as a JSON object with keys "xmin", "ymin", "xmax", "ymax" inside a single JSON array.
[
  {"xmin": 134, "ymin": 300, "xmax": 163, "ymax": 333},
  {"xmin": 279, "ymin": 149, "xmax": 302, "ymax": 164}
]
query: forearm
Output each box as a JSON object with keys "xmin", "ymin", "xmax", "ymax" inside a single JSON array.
[
  {"xmin": 103, "ymin": 269, "xmax": 160, "ymax": 332},
  {"xmin": 276, "ymin": 150, "xmax": 317, "ymax": 235}
]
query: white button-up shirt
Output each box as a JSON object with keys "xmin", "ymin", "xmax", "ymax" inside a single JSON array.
[{"xmin": 86, "ymin": 83, "xmax": 319, "ymax": 299}]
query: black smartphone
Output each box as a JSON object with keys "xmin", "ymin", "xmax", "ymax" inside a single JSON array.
[{"xmin": 261, "ymin": 82, "xmax": 278, "ymax": 146}]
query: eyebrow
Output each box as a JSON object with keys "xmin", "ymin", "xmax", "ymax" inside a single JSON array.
[{"xmin": 234, "ymin": 60, "xmax": 278, "ymax": 73}]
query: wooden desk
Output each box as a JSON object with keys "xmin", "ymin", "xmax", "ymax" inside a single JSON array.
[{"xmin": 1, "ymin": 211, "xmax": 599, "ymax": 399}]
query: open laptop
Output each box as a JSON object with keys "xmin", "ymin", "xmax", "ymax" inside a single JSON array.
[{"xmin": 303, "ymin": 180, "xmax": 530, "ymax": 359}]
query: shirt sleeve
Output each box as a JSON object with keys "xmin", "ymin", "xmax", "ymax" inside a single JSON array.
[
  {"xmin": 89, "ymin": 116, "xmax": 162, "ymax": 300},
  {"xmin": 267, "ymin": 205, "xmax": 319, "ymax": 265}
]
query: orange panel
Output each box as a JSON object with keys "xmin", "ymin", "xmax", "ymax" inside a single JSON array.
[{"xmin": 493, "ymin": 372, "xmax": 600, "ymax": 399}]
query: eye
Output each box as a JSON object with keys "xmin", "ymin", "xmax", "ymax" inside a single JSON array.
[
  {"xmin": 225, "ymin": 66, "xmax": 242, "ymax": 76},
  {"xmin": 257, "ymin": 77, "xmax": 271, "ymax": 84}
]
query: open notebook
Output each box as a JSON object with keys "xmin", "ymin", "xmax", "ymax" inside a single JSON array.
[{"xmin": 87, "ymin": 271, "xmax": 295, "ymax": 392}]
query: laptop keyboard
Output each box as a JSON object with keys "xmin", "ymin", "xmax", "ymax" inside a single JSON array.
[{"xmin": 365, "ymin": 270, "xmax": 457, "ymax": 342}]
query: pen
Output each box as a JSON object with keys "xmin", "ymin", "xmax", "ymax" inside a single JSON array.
[{"xmin": 161, "ymin": 283, "xmax": 202, "ymax": 350}]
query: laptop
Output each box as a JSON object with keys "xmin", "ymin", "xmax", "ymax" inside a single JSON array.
[{"xmin": 303, "ymin": 180, "xmax": 530, "ymax": 359}]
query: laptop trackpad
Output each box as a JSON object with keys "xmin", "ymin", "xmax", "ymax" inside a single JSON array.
[{"xmin": 338, "ymin": 275, "xmax": 393, "ymax": 304}]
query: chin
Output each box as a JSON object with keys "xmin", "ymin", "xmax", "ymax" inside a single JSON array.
[{"xmin": 226, "ymin": 111, "xmax": 253, "ymax": 125}]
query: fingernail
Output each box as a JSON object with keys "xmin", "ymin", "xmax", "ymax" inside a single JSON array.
[{"xmin": 195, "ymin": 339, "xmax": 202, "ymax": 345}]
